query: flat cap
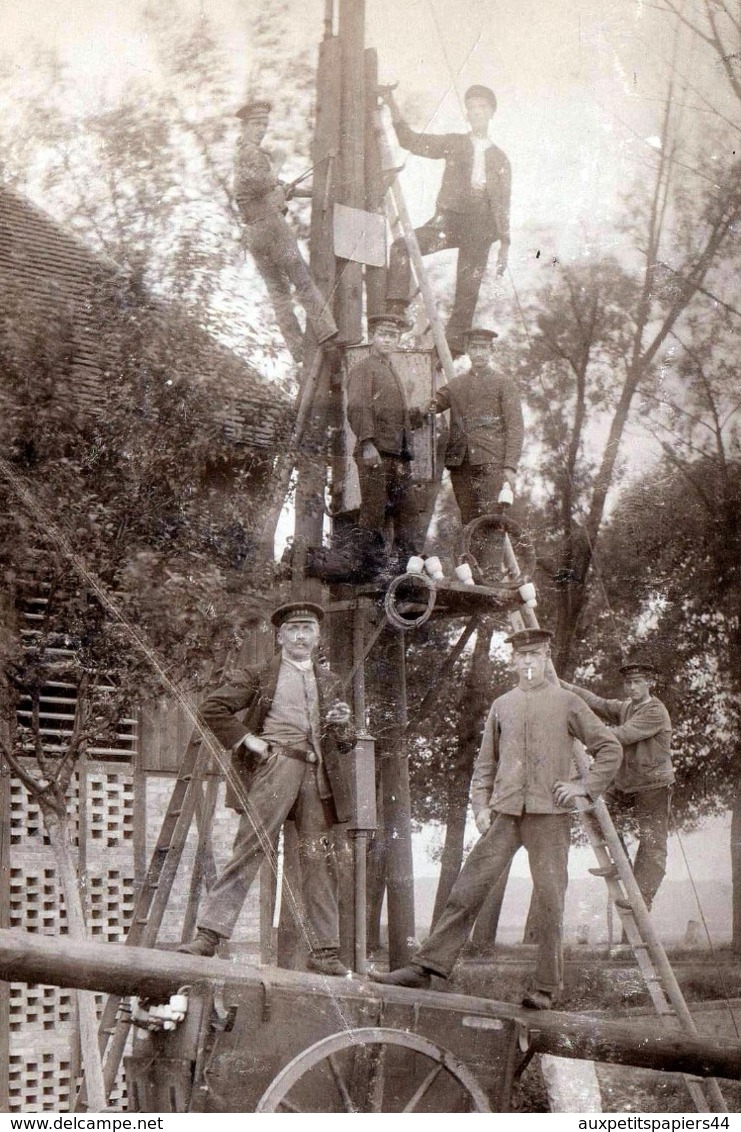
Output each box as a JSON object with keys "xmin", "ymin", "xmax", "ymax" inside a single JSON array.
[
  {"xmin": 505, "ymin": 628, "xmax": 553, "ymax": 648},
  {"xmin": 464, "ymin": 84, "xmax": 497, "ymax": 112},
  {"xmin": 619, "ymin": 659, "xmax": 657, "ymax": 677},
  {"xmin": 368, "ymin": 312, "xmax": 409, "ymax": 332},
  {"xmin": 236, "ymin": 98, "xmax": 273, "ymax": 121},
  {"xmin": 271, "ymin": 601, "xmax": 325, "ymax": 628},
  {"xmin": 464, "ymin": 326, "xmax": 499, "ymax": 344}
]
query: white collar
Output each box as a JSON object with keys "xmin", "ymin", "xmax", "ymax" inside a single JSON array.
[{"xmin": 282, "ymin": 655, "xmax": 314, "ymax": 672}]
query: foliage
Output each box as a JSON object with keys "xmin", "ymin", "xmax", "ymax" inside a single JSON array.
[
  {"xmin": 0, "ymin": 267, "xmax": 279, "ymax": 818},
  {"xmin": 577, "ymin": 453, "xmax": 741, "ymax": 829},
  {"xmin": 0, "ymin": 5, "xmax": 318, "ymax": 375}
]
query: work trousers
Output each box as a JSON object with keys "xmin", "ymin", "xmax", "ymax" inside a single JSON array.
[
  {"xmin": 449, "ymin": 463, "xmax": 505, "ymax": 525},
  {"xmin": 386, "ymin": 204, "xmax": 497, "ymax": 354},
  {"xmin": 244, "ymin": 212, "xmax": 337, "ymax": 361},
  {"xmin": 199, "ymin": 750, "xmax": 339, "ymax": 951},
  {"xmin": 449, "ymin": 463, "xmax": 505, "ymax": 578},
  {"xmin": 416, "ymin": 812, "xmax": 571, "ymax": 993},
  {"xmin": 609, "ymin": 785, "xmax": 672, "ymax": 909},
  {"xmin": 357, "ymin": 454, "xmax": 420, "ymax": 560}
]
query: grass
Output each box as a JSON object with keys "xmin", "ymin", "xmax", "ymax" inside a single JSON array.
[{"xmin": 445, "ymin": 946, "xmax": 741, "ymax": 1112}]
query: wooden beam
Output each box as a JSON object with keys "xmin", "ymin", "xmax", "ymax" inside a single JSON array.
[
  {"xmin": 336, "ymin": 0, "xmax": 365, "ymax": 344},
  {"xmin": 364, "ymin": 48, "xmax": 387, "ymax": 320},
  {"xmin": 375, "ymin": 630, "xmax": 415, "ymax": 967},
  {"xmin": 1, "ymin": 930, "xmax": 740, "ymax": 1081}
]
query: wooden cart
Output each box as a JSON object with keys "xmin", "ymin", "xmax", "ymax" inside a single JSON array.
[{"xmin": 1, "ymin": 930, "xmax": 739, "ymax": 1114}]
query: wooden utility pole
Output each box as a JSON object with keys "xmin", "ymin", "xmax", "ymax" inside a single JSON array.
[
  {"xmin": 287, "ymin": 0, "xmax": 416, "ymax": 973},
  {"xmin": 336, "ymin": 0, "xmax": 365, "ymax": 344},
  {"xmin": 364, "ymin": 48, "xmax": 387, "ymax": 319},
  {"xmin": 374, "ymin": 629, "xmax": 415, "ymax": 967}
]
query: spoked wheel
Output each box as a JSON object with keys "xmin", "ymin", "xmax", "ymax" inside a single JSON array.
[{"xmin": 256, "ymin": 1026, "xmax": 491, "ymax": 1113}]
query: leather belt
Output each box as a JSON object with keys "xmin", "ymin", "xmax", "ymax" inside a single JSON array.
[{"xmin": 268, "ymin": 743, "xmax": 317, "ymax": 765}]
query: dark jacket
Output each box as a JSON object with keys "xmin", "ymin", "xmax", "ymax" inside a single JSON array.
[
  {"xmin": 346, "ymin": 353, "xmax": 413, "ymax": 459},
  {"xmin": 199, "ymin": 654, "xmax": 356, "ymax": 822},
  {"xmin": 234, "ymin": 138, "xmax": 285, "ymax": 224},
  {"xmin": 394, "ymin": 120, "xmax": 511, "ymax": 245},
  {"xmin": 435, "ymin": 367, "xmax": 524, "ymax": 468},
  {"xmin": 561, "ymin": 684, "xmax": 674, "ymax": 794},
  {"xmin": 472, "ymin": 681, "xmax": 622, "ymax": 816}
]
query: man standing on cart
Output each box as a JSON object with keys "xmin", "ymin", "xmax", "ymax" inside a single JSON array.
[
  {"xmin": 180, "ymin": 602, "xmax": 354, "ymax": 977},
  {"xmin": 372, "ymin": 628, "xmax": 622, "ymax": 1009}
]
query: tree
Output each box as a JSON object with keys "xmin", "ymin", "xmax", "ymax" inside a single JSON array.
[
  {"xmin": 0, "ymin": 6, "xmax": 318, "ymax": 380},
  {"xmin": 516, "ymin": 106, "xmax": 740, "ymax": 672},
  {"xmin": 0, "ymin": 265, "xmax": 276, "ymax": 1107},
  {"xmin": 587, "ymin": 295, "xmax": 741, "ymax": 947}
]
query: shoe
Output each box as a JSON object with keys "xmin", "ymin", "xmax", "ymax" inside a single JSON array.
[
  {"xmin": 614, "ymin": 897, "xmax": 633, "ymax": 912},
  {"xmin": 307, "ymin": 951, "xmax": 351, "ymax": 977},
  {"xmin": 521, "ymin": 989, "xmax": 553, "ymax": 1011},
  {"xmin": 177, "ymin": 928, "xmax": 221, "ymax": 958},
  {"xmin": 370, "ymin": 964, "xmax": 432, "ymax": 989}
]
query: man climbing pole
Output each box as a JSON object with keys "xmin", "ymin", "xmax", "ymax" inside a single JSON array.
[
  {"xmin": 346, "ymin": 312, "xmax": 423, "ymax": 579},
  {"xmin": 234, "ymin": 98, "xmax": 338, "ymax": 362},
  {"xmin": 381, "ymin": 84, "xmax": 511, "ymax": 357},
  {"xmin": 429, "ymin": 326, "xmax": 523, "ymax": 570}
]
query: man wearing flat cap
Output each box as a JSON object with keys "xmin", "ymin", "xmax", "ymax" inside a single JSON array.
[
  {"xmin": 233, "ymin": 98, "xmax": 337, "ymax": 362},
  {"xmin": 561, "ymin": 658, "xmax": 673, "ymax": 913},
  {"xmin": 373, "ymin": 627, "xmax": 622, "ymax": 1009},
  {"xmin": 346, "ymin": 312, "xmax": 422, "ymax": 577},
  {"xmin": 381, "ymin": 84, "xmax": 511, "ymax": 357},
  {"xmin": 180, "ymin": 602, "xmax": 355, "ymax": 976},
  {"xmin": 430, "ymin": 327, "xmax": 524, "ymax": 553}
]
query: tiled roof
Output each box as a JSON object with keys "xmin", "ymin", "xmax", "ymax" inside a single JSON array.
[{"xmin": 0, "ymin": 187, "xmax": 291, "ymax": 453}]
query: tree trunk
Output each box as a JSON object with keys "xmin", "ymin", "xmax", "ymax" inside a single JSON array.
[
  {"xmin": 45, "ymin": 813, "xmax": 108, "ymax": 1113},
  {"xmin": 732, "ymin": 780, "xmax": 741, "ymax": 957},
  {"xmin": 431, "ymin": 627, "xmax": 493, "ymax": 928},
  {"xmin": 365, "ymin": 777, "xmax": 386, "ymax": 953},
  {"xmin": 431, "ymin": 794, "xmax": 468, "ymax": 928}
]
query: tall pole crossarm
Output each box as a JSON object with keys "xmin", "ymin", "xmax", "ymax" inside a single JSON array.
[{"xmin": 371, "ymin": 105, "xmax": 457, "ymax": 386}]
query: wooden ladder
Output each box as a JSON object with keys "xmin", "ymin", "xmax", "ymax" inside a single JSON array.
[
  {"xmin": 371, "ymin": 100, "xmax": 458, "ymax": 388},
  {"xmin": 74, "ymin": 662, "xmax": 227, "ymax": 1109}
]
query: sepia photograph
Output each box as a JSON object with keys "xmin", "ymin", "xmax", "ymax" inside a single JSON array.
[{"xmin": 0, "ymin": 0, "xmax": 739, "ymax": 1116}]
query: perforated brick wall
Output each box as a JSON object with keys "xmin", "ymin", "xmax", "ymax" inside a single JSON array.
[{"xmin": 7, "ymin": 761, "xmax": 136, "ymax": 1112}]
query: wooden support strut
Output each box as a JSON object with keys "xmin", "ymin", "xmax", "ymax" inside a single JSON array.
[{"xmin": 371, "ymin": 96, "xmax": 457, "ymax": 386}]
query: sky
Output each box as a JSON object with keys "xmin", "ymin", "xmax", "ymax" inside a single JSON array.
[
  {"xmin": 3, "ymin": 0, "xmax": 732, "ymax": 259},
  {"xmin": 2, "ymin": 2, "xmax": 737, "ymax": 904}
]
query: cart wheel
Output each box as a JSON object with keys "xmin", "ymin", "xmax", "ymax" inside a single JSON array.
[{"xmin": 256, "ymin": 1026, "xmax": 491, "ymax": 1113}]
